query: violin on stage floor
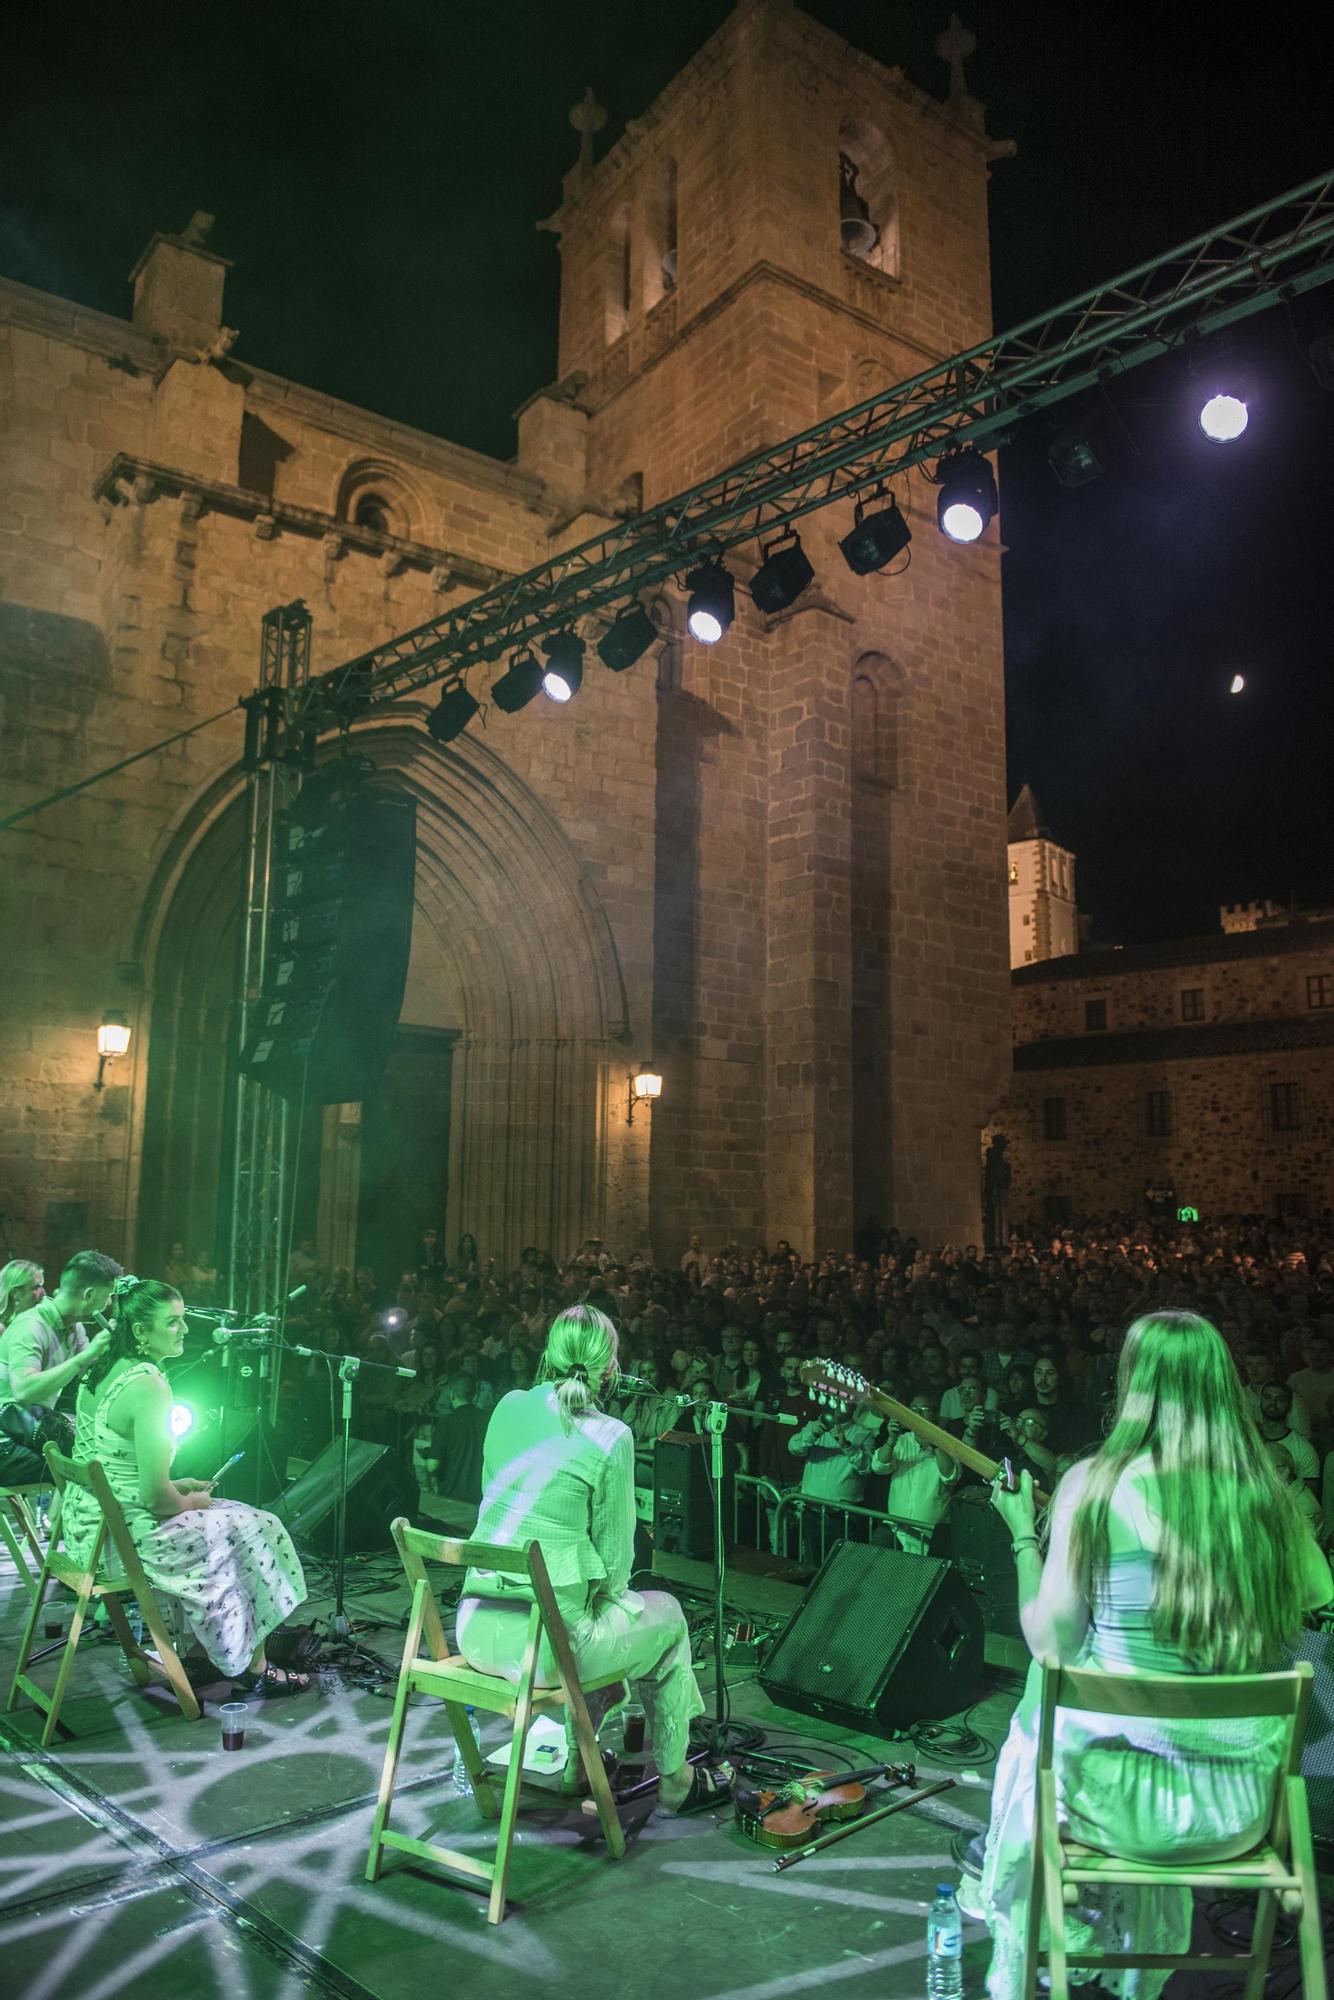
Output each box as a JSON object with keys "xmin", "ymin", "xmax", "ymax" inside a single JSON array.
[
  {"xmin": 799, "ymin": 1358, "xmax": 1051, "ymax": 1509},
  {"xmin": 734, "ymin": 1761, "xmax": 916, "ymax": 1849}
]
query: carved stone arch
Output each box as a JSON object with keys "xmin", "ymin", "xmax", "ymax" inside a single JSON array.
[
  {"xmin": 133, "ymin": 724, "xmax": 634, "ymax": 1267},
  {"xmin": 838, "ymin": 115, "xmax": 900, "ymax": 279},
  {"xmin": 333, "ymin": 457, "xmax": 423, "ymax": 540},
  {"xmin": 851, "ymin": 648, "xmax": 906, "ymax": 789}
]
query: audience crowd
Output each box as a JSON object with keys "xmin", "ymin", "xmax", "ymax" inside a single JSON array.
[
  {"xmin": 261, "ymin": 1213, "xmax": 1334, "ymax": 1547},
  {"xmin": 8, "ymin": 1212, "xmax": 1333, "ymax": 1554}
]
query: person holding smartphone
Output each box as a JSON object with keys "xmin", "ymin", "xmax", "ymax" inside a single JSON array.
[{"xmin": 60, "ymin": 1277, "xmax": 310, "ymax": 1697}]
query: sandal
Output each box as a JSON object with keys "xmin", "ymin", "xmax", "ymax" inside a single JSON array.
[
  {"xmin": 230, "ymin": 1663, "xmax": 313, "ymax": 1699},
  {"xmin": 661, "ymin": 1760, "xmax": 733, "ymax": 1817}
]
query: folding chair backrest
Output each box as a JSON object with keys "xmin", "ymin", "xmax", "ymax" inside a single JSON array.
[
  {"xmin": 390, "ymin": 1519, "xmax": 560, "ymax": 1667},
  {"xmin": 43, "ymin": 1444, "xmax": 147, "ymax": 1590},
  {"xmin": 1041, "ymin": 1660, "xmax": 1313, "ymax": 1787}
]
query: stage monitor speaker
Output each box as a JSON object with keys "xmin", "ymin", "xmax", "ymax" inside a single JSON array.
[
  {"xmin": 273, "ymin": 1439, "xmax": 419, "ymax": 1552},
  {"xmin": 759, "ymin": 1540, "xmax": 984, "ymax": 1733},
  {"xmin": 1287, "ymin": 1627, "xmax": 1334, "ymax": 1853},
  {"xmin": 240, "ymin": 782, "xmax": 416, "ymax": 1106},
  {"xmin": 652, "ymin": 1431, "xmax": 738, "ymax": 1559}
]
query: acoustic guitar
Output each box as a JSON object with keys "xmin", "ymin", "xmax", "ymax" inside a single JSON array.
[{"xmin": 798, "ymin": 1357, "xmax": 1050, "ymax": 1509}]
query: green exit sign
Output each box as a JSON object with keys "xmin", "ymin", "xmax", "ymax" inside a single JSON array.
[{"xmin": 1177, "ymin": 1205, "xmax": 1199, "ymax": 1222}]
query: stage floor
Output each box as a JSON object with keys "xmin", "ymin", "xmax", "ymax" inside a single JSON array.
[
  {"xmin": 5, "ymin": 1528, "xmax": 1319, "ymax": 2000},
  {"xmin": 0, "ymin": 1539, "xmax": 1011, "ymax": 2000}
]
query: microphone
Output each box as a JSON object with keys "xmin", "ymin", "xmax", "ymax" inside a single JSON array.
[
  {"xmin": 185, "ymin": 1306, "xmax": 241, "ymax": 1322},
  {"xmin": 210, "ymin": 1326, "xmax": 278, "ymax": 1345},
  {"xmin": 286, "ymin": 1284, "xmax": 309, "ymax": 1304}
]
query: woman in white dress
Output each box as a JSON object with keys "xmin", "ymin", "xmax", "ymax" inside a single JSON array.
[
  {"xmin": 455, "ymin": 1304, "xmax": 729, "ymax": 1813},
  {"xmin": 975, "ymin": 1308, "xmax": 1332, "ymax": 1999},
  {"xmin": 61, "ymin": 1277, "xmax": 311, "ymax": 1695}
]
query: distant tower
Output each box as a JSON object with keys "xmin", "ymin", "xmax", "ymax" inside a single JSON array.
[{"xmin": 1008, "ymin": 784, "xmax": 1077, "ymax": 966}]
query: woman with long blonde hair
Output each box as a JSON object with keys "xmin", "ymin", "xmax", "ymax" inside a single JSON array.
[
  {"xmin": 973, "ymin": 1309, "xmax": 1331, "ymax": 1999},
  {"xmin": 456, "ymin": 1303, "xmax": 726, "ymax": 1813}
]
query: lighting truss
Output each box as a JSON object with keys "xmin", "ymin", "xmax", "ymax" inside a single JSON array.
[{"xmin": 288, "ymin": 168, "xmax": 1334, "ymax": 733}]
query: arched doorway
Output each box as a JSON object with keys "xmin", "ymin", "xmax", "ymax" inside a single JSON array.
[{"xmin": 136, "ymin": 725, "xmax": 632, "ymax": 1273}]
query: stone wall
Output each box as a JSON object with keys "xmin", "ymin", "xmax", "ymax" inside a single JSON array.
[{"xmin": 0, "ymin": 0, "xmax": 1012, "ymax": 1274}]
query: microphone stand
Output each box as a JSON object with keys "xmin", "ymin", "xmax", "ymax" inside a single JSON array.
[
  {"xmin": 617, "ymin": 1378, "xmax": 795, "ymax": 1758},
  {"xmin": 285, "ymin": 1340, "xmax": 415, "ymax": 1661}
]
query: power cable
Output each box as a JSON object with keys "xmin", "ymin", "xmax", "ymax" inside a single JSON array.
[{"xmin": 0, "ymin": 703, "xmax": 238, "ymax": 831}]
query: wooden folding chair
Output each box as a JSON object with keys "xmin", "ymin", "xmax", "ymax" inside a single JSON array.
[
  {"xmin": 1027, "ymin": 1658, "xmax": 1326, "ymax": 2000},
  {"xmin": 0, "ymin": 1484, "xmax": 50, "ymax": 1604},
  {"xmin": 366, "ymin": 1519, "xmax": 627, "ymax": 1923},
  {"xmin": 6, "ymin": 1445, "xmax": 201, "ymax": 1745}
]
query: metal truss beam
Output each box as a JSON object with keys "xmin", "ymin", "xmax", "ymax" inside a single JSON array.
[{"xmin": 293, "ymin": 167, "xmax": 1334, "ymax": 727}]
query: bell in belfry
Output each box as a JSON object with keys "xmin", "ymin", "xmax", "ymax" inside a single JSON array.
[{"xmin": 839, "ymin": 152, "xmax": 878, "ymax": 258}]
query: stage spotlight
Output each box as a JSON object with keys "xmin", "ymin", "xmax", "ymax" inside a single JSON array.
[
  {"xmin": 750, "ymin": 532, "xmax": 815, "ymax": 613},
  {"xmin": 426, "ymin": 683, "xmax": 479, "ymax": 744},
  {"xmin": 685, "ymin": 560, "xmax": 735, "ymax": 644},
  {"xmin": 1199, "ymin": 390, "xmax": 1248, "ymax": 443},
  {"xmin": 936, "ymin": 447, "xmax": 998, "ymax": 544},
  {"xmin": 838, "ymin": 493, "xmax": 911, "ymax": 575},
  {"xmin": 1194, "ymin": 348, "xmax": 1252, "ymax": 442},
  {"xmin": 542, "ymin": 630, "xmax": 585, "ymax": 702},
  {"xmin": 598, "ymin": 603, "xmax": 657, "ymax": 673},
  {"xmin": 1048, "ymin": 406, "xmax": 1114, "ymax": 488},
  {"xmin": 169, "ymin": 1402, "xmax": 195, "ymax": 1440},
  {"xmin": 491, "ymin": 651, "xmax": 543, "ymax": 713}
]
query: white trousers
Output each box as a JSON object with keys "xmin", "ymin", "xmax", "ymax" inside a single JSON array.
[{"xmin": 455, "ymin": 1587, "xmax": 704, "ymax": 1774}]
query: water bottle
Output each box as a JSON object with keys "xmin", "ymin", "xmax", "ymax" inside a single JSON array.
[
  {"xmin": 452, "ymin": 1707, "xmax": 477, "ymax": 1797},
  {"xmin": 926, "ymin": 1882, "xmax": 964, "ymax": 2000}
]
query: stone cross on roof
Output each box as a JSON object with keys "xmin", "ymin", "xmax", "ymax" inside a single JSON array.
[
  {"xmin": 935, "ymin": 12, "xmax": 977, "ymax": 104},
  {"xmin": 569, "ymin": 86, "xmax": 607, "ymax": 176}
]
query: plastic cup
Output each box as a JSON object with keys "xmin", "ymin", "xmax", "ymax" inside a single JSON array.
[
  {"xmin": 623, "ymin": 1705, "xmax": 647, "ymax": 1755},
  {"xmin": 220, "ymin": 1700, "xmax": 248, "ymax": 1751},
  {"xmin": 43, "ymin": 1619, "xmax": 63, "ymax": 1640}
]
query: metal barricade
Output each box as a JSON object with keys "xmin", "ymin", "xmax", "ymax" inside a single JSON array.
[{"xmin": 770, "ymin": 1492, "xmax": 940, "ymax": 1567}]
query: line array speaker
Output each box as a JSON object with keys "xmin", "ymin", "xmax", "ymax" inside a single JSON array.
[{"xmin": 240, "ymin": 773, "xmax": 415, "ymax": 1106}]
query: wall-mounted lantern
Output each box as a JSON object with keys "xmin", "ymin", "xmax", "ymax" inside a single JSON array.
[
  {"xmin": 95, "ymin": 1011, "xmax": 132, "ymax": 1090},
  {"xmin": 627, "ymin": 1062, "xmax": 663, "ymax": 1126}
]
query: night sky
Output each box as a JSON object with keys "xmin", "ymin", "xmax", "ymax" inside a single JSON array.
[{"xmin": 3, "ymin": 1, "xmax": 1332, "ymax": 944}]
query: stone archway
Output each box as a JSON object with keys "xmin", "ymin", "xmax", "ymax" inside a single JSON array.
[{"xmin": 135, "ymin": 723, "xmax": 632, "ymax": 1271}]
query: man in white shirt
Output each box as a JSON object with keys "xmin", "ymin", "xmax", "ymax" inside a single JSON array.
[
  {"xmin": 787, "ymin": 1404, "xmax": 882, "ymax": 1565},
  {"xmin": 1256, "ymin": 1382, "xmax": 1319, "ymax": 1495},
  {"xmin": 0, "ymin": 1249, "xmax": 118, "ymax": 1483},
  {"xmin": 871, "ymin": 1391, "xmax": 960, "ymax": 1553},
  {"xmin": 1288, "ymin": 1331, "xmax": 1334, "ymax": 1436}
]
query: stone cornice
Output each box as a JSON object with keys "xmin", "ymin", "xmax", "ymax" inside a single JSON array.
[
  {"xmin": 91, "ymin": 452, "xmax": 513, "ymax": 592},
  {"xmin": 0, "ymin": 273, "xmax": 548, "ymax": 511}
]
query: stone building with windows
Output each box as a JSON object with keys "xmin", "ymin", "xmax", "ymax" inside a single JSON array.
[
  {"xmin": 0, "ymin": 0, "xmax": 1012, "ymax": 1280},
  {"xmin": 988, "ymin": 910, "xmax": 1334, "ymax": 1225}
]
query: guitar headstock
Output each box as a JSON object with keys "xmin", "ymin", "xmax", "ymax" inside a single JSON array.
[{"xmin": 799, "ymin": 1357, "xmax": 872, "ymax": 1411}]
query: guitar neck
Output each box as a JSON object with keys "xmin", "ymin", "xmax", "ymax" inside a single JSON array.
[
  {"xmin": 866, "ymin": 1386, "xmax": 998, "ymax": 1479},
  {"xmin": 859, "ymin": 1383, "xmax": 1051, "ymax": 1510}
]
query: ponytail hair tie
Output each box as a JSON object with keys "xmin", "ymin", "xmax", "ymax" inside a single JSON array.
[
  {"xmin": 112, "ymin": 1273, "xmax": 140, "ymax": 1299},
  {"xmin": 567, "ymin": 1362, "xmax": 589, "ymax": 1382}
]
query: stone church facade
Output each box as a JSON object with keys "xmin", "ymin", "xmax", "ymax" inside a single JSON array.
[{"xmin": 0, "ymin": 0, "xmax": 1011, "ymax": 1280}]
